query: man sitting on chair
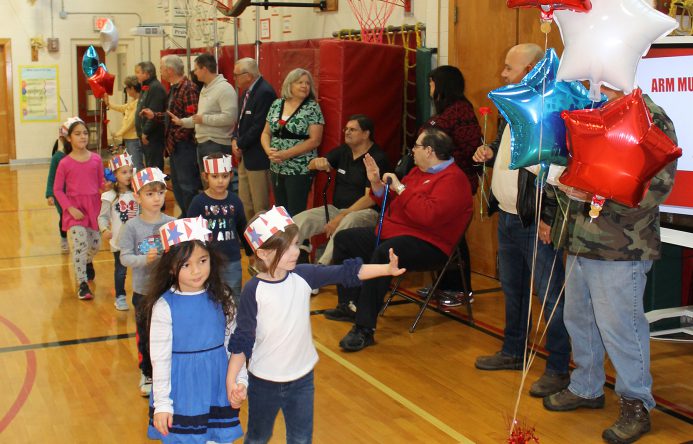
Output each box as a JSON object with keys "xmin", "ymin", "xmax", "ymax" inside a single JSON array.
[
  {"xmin": 293, "ymin": 114, "xmax": 391, "ymax": 265},
  {"xmin": 326, "ymin": 128, "xmax": 473, "ymax": 352}
]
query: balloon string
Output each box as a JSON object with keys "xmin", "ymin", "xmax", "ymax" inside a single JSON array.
[{"xmin": 479, "ymin": 114, "xmax": 489, "ymax": 220}]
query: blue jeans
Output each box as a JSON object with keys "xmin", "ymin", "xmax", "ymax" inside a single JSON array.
[
  {"xmin": 497, "ymin": 210, "xmax": 570, "ymax": 374},
  {"xmin": 221, "ymin": 260, "xmax": 242, "ymax": 306},
  {"xmin": 564, "ymin": 256, "xmax": 655, "ymax": 410},
  {"xmin": 124, "ymin": 138, "xmax": 144, "ymax": 171},
  {"xmin": 113, "ymin": 251, "xmax": 127, "ymax": 297},
  {"xmin": 169, "ymin": 139, "xmax": 202, "ymax": 215},
  {"xmin": 246, "ymin": 370, "xmax": 314, "ymax": 444}
]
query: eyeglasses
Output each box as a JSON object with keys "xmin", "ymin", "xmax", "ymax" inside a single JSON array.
[
  {"xmin": 343, "ymin": 127, "xmax": 361, "ymax": 134},
  {"xmin": 412, "ymin": 143, "xmax": 426, "ymax": 150},
  {"xmin": 233, "ymin": 71, "xmax": 248, "ymax": 78}
]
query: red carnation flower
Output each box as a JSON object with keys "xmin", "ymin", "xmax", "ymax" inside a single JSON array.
[
  {"xmin": 278, "ymin": 119, "xmax": 287, "ymax": 127},
  {"xmin": 186, "ymin": 104, "xmax": 197, "ymax": 114},
  {"xmin": 141, "ymin": 85, "xmax": 150, "ymax": 91}
]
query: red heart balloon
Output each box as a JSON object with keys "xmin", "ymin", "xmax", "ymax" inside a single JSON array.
[
  {"xmin": 507, "ymin": 0, "xmax": 592, "ymax": 20},
  {"xmin": 87, "ymin": 66, "xmax": 115, "ymax": 99},
  {"xmin": 559, "ymin": 89, "xmax": 682, "ymax": 207}
]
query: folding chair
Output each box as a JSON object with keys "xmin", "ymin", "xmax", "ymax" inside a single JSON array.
[{"xmin": 379, "ymin": 232, "xmax": 473, "ymax": 333}]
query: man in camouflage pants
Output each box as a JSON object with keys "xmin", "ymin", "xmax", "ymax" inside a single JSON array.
[{"xmin": 543, "ymin": 89, "xmax": 678, "ymax": 444}]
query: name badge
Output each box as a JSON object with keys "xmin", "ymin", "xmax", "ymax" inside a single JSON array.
[
  {"xmin": 245, "ymin": 110, "xmax": 252, "ymax": 114},
  {"xmin": 338, "ymin": 168, "xmax": 346, "ymax": 175}
]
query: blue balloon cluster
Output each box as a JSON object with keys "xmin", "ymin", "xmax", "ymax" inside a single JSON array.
[
  {"xmin": 488, "ymin": 48, "xmax": 605, "ymax": 182},
  {"xmin": 82, "ymin": 45, "xmax": 100, "ymax": 77}
]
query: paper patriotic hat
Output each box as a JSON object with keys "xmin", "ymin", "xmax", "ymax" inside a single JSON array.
[
  {"xmin": 109, "ymin": 152, "xmax": 133, "ymax": 172},
  {"xmin": 59, "ymin": 116, "xmax": 84, "ymax": 138},
  {"xmin": 132, "ymin": 167, "xmax": 167, "ymax": 193},
  {"xmin": 244, "ymin": 206, "xmax": 295, "ymax": 251},
  {"xmin": 203, "ymin": 154, "xmax": 233, "ymax": 174},
  {"xmin": 159, "ymin": 216, "xmax": 212, "ymax": 252}
]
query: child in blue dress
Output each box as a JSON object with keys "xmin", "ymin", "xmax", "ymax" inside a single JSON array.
[
  {"xmin": 226, "ymin": 206, "xmax": 405, "ymax": 443},
  {"xmin": 145, "ymin": 216, "xmax": 246, "ymax": 443}
]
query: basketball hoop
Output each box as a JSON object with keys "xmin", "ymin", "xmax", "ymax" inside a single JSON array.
[{"xmin": 347, "ymin": 0, "xmax": 408, "ymax": 43}]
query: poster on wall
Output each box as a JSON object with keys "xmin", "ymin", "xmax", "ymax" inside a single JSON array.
[{"xmin": 19, "ymin": 65, "xmax": 60, "ymax": 122}]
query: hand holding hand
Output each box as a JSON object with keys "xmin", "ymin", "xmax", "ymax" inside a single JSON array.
[
  {"xmin": 102, "ymin": 229, "xmax": 112, "ymax": 240},
  {"xmin": 153, "ymin": 412, "xmax": 173, "ymax": 436},
  {"xmin": 473, "ymin": 145, "xmax": 494, "ymax": 163},
  {"xmin": 386, "ymin": 248, "xmax": 406, "ymax": 276},
  {"xmin": 229, "ymin": 383, "xmax": 247, "ymax": 408},
  {"xmin": 268, "ymin": 149, "xmax": 284, "ymax": 164},
  {"xmin": 68, "ymin": 207, "xmax": 85, "ymax": 220}
]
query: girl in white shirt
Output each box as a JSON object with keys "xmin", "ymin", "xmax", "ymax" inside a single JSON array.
[
  {"xmin": 226, "ymin": 206, "xmax": 404, "ymax": 443},
  {"xmin": 145, "ymin": 217, "xmax": 246, "ymax": 443}
]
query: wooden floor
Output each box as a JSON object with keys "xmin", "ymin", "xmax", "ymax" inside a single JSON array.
[{"xmin": 0, "ymin": 163, "xmax": 691, "ymax": 443}]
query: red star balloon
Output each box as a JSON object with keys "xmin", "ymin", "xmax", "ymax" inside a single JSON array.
[
  {"xmin": 507, "ymin": 0, "xmax": 591, "ymax": 21},
  {"xmin": 87, "ymin": 64, "xmax": 115, "ymax": 99},
  {"xmin": 559, "ymin": 89, "xmax": 682, "ymax": 207}
]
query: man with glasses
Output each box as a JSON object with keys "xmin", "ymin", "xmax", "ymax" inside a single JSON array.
[
  {"xmin": 326, "ymin": 128, "xmax": 472, "ymax": 351},
  {"xmin": 231, "ymin": 58, "xmax": 277, "ymax": 222},
  {"xmin": 292, "ymin": 114, "xmax": 391, "ymax": 265}
]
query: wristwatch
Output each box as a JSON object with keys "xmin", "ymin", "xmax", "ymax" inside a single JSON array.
[{"xmin": 395, "ymin": 183, "xmax": 406, "ymax": 194}]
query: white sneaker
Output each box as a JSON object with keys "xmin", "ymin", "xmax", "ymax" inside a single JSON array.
[
  {"xmin": 140, "ymin": 376, "xmax": 152, "ymax": 397},
  {"xmin": 60, "ymin": 238, "xmax": 69, "ymax": 254},
  {"xmin": 114, "ymin": 295, "xmax": 129, "ymax": 311},
  {"xmin": 311, "ymin": 288, "xmax": 320, "ymax": 296}
]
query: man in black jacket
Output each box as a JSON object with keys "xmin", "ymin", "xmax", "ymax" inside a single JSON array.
[
  {"xmin": 472, "ymin": 43, "xmax": 571, "ymax": 398},
  {"xmin": 232, "ymin": 58, "xmax": 277, "ymax": 222},
  {"xmin": 134, "ymin": 61, "xmax": 167, "ymax": 170}
]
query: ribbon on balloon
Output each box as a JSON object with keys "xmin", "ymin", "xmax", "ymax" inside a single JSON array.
[
  {"xmin": 559, "ymin": 88, "xmax": 682, "ymax": 207},
  {"xmin": 87, "ymin": 63, "xmax": 115, "ymax": 99},
  {"xmin": 488, "ymin": 48, "xmax": 604, "ymax": 183},
  {"xmin": 507, "ymin": 0, "xmax": 592, "ymax": 22}
]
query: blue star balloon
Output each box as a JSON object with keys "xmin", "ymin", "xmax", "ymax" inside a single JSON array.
[
  {"xmin": 82, "ymin": 45, "xmax": 100, "ymax": 77},
  {"xmin": 488, "ymin": 48, "xmax": 605, "ymax": 181}
]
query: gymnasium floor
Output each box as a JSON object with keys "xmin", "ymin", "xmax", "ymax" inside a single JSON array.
[{"xmin": 1, "ymin": 164, "xmax": 691, "ymax": 443}]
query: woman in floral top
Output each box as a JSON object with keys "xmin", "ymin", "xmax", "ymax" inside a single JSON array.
[{"xmin": 261, "ymin": 68, "xmax": 324, "ymax": 216}]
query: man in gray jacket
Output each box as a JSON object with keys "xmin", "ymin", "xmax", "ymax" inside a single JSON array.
[{"xmin": 170, "ymin": 53, "xmax": 238, "ymax": 169}]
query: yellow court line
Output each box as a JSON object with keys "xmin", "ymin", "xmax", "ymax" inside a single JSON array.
[
  {"xmin": 314, "ymin": 341, "xmax": 474, "ymax": 444},
  {"xmin": 0, "ymin": 258, "xmax": 114, "ymax": 273}
]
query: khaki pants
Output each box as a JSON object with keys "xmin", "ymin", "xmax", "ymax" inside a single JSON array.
[
  {"xmin": 238, "ymin": 158, "xmax": 270, "ymax": 222},
  {"xmin": 293, "ymin": 205, "xmax": 378, "ymax": 265}
]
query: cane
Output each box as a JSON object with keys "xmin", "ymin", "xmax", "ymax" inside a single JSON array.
[
  {"xmin": 322, "ymin": 174, "xmax": 332, "ymax": 223},
  {"xmin": 375, "ymin": 177, "xmax": 392, "ymax": 247}
]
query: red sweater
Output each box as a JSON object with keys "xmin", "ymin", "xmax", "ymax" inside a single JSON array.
[{"xmin": 371, "ymin": 162, "xmax": 472, "ymax": 256}]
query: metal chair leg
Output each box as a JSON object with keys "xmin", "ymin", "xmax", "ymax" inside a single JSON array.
[
  {"xmin": 380, "ymin": 275, "xmax": 403, "ymax": 316},
  {"xmin": 409, "ymin": 259, "xmax": 449, "ymax": 332}
]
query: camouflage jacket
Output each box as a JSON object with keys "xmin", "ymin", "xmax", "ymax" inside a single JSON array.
[{"xmin": 546, "ymin": 95, "xmax": 678, "ymax": 261}]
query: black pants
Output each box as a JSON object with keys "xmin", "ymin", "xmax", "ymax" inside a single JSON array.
[
  {"xmin": 132, "ymin": 292, "xmax": 152, "ymax": 377},
  {"xmin": 332, "ymin": 227, "xmax": 448, "ymax": 329},
  {"xmin": 270, "ymin": 172, "xmax": 312, "ymax": 217},
  {"xmin": 143, "ymin": 139, "xmax": 165, "ymax": 171},
  {"xmin": 438, "ymin": 236, "xmax": 472, "ymax": 293}
]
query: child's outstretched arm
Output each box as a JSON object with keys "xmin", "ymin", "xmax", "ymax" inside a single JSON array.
[{"xmin": 357, "ymin": 248, "xmax": 406, "ymax": 280}]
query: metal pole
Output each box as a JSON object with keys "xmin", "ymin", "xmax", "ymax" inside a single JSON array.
[
  {"xmin": 375, "ymin": 180, "xmax": 391, "ymax": 246},
  {"xmin": 255, "ymin": 6, "xmax": 260, "ymax": 61},
  {"xmin": 233, "ymin": 17, "xmax": 239, "ymax": 62}
]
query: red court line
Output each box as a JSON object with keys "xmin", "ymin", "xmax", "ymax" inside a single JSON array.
[{"xmin": 0, "ymin": 316, "xmax": 37, "ymax": 433}]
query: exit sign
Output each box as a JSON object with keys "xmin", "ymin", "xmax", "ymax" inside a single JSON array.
[{"xmin": 94, "ymin": 16, "xmax": 110, "ymax": 31}]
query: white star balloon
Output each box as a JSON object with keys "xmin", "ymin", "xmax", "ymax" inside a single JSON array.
[{"xmin": 554, "ymin": 0, "xmax": 676, "ymax": 100}]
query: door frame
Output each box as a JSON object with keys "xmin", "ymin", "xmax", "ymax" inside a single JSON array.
[{"xmin": 0, "ymin": 38, "xmax": 16, "ymax": 162}]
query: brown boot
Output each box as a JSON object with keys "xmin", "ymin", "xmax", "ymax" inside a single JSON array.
[{"xmin": 602, "ymin": 397, "xmax": 651, "ymax": 444}]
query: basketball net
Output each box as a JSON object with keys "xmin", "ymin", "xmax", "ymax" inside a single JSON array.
[{"xmin": 347, "ymin": 0, "xmax": 401, "ymax": 43}]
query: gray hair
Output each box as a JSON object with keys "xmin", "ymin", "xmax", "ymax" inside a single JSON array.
[
  {"xmin": 136, "ymin": 61, "xmax": 157, "ymax": 79},
  {"xmin": 235, "ymin": 58, "xmax": 260, "ymax": 78},
  {"xmin": 161, "ymin": 54, "xmax": 184, "ymax": 76},
  {"xmin": 280, "ymin": 68, "xmax": 316, "ymax": 100}
]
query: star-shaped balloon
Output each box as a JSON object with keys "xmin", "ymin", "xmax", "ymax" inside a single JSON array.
[
  {"xmin": 87, "ymin": 64, "xmax": 115, "ymax": 99},
  {"xmin": 507, "ymin": 0, "xmax": 591, "ymax": 21},
  {"xmin": 554, "ymin": 0, "xmax": 677, "ymax": 100},
  {"xmin": 488, "ymin": 48, "xmax": 604, "ymax": 179},
  {"xmin": 559, "ymin": 88, "xmax": 682, "ymax": 207},
  {"xmin": 82, "ymin": 45, "xmax": 100, "ymax": 77}
]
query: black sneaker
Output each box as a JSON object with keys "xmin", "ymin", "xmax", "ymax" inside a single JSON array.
[
  {"xmin": 339, "ymin": 325, "xmax": 375, "ymax": 352},
  {"xmin": 86, "ymin": 262, "xmax": 95, "ymax": 281},
  {"xmin": 439, "ymin": 291, "xmax": 474, "ymax": 307},
  {"xmin": 78, "ymin": 282, "xmax": 94, "ymax": 300},
  {"xmin": 324, "ymin": 303, "xmax": 356, "ymax": 322}
]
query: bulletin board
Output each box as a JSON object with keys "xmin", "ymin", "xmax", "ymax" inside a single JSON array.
[{"xmin": 19, "ymin": 65, "xmax": 60, "ymax": 122}]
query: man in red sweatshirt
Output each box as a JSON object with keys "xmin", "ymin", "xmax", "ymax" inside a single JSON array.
[{"xmin": 328, "ymin": 128, "xmax": 473, "ymax": 351}]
